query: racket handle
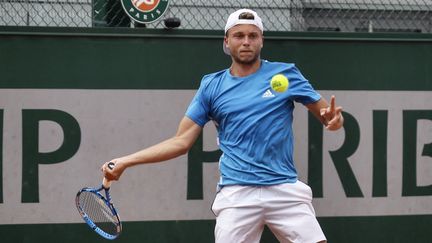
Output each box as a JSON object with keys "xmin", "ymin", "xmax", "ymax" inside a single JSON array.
[
  {"xmin": 102, "ymin": 177, "xmax": 112, "ymax": 189},
  {"xmin": 102, "ymin": 162, "xmax": 115, "ymax": 189}
]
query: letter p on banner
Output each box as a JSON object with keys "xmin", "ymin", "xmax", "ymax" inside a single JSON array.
[{"xmin": 21, "ymin": 109, "xmax": 81, "ymax": 203}]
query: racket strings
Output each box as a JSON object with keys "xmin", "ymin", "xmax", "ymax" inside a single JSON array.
[{"xmin": 79, "ymin": 191, "xmax": 119, "ymax": 236}]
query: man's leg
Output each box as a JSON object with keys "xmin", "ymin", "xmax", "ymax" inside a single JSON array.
[
  {"xmin": 212, "ymin": 185, "xmax": 265, "ymax": 243},
  {"xmin": 263, "ymin": 181, "xmax": 327, "ymax": 243}
]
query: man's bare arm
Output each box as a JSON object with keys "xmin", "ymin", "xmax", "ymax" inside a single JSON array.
[{"xmin": 101, "ymin": 116, "xmax": 202, "ymax": 180}]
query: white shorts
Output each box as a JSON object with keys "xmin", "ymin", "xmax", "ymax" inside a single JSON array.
[{"xmin": 211, "ymin": 181, "xmax": 326, "ymax": 243}]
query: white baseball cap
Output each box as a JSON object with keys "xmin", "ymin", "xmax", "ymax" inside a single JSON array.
[{"xmin": 223, "ymin": 9, "xmax": 264, "ymax": 55}]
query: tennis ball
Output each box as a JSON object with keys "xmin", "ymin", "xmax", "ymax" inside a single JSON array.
[{"xmin": 270, "ymin": 74, "xmax": 289, "ymax": 93}]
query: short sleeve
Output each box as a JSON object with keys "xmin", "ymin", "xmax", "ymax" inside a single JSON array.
[
  {"xmin": 288, "ymin": 65, "xmax": 321, "ymax": 105},
  {"xmin": 185, "ymin": 80, "xmax": 211, "ymax": 127}
]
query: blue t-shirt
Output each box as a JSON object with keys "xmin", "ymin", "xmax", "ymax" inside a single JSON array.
[{"xmin": 186, "ymin": 60, "xmax": 321, "ymax": 186}]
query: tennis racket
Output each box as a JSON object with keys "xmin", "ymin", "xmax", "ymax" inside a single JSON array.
[{"xmin": 75, "ymin": 162, "xmax": 122, "ymax": 240}]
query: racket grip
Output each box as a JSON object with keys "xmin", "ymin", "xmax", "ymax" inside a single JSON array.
[
  {"xmin": 102, "ymin": 162, "xmax": 115, "ymax": 189},
  {"xmin": 102, "ymin": 177, "xmax": 112, "ymax": 189}
]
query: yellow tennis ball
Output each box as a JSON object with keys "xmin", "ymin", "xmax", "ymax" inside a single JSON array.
[{"xmin": 270, "ymin": 74, "xmax": 289, "ymax": 93}]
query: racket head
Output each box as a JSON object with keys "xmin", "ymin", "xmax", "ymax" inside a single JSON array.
[{"xmin": 75, "ymin": 187, "xmax": 122, "ymax": 240}]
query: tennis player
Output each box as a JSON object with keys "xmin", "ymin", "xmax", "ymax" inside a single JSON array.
[{"xmin": 102, "ymin": 8, "xmax": 343, "ymax": 243}]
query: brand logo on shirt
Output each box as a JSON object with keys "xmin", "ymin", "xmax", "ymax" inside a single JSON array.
[{"xmin": 262, "ymin": 89, "xmax": 275, "ymax": 98}]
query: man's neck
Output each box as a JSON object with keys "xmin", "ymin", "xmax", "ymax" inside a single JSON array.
[{"xmin": 229, "ymin": 59, "xmax": 261, "ymax": 77}]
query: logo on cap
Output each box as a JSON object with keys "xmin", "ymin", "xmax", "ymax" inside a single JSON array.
[{"xmin": 121, "ymin": 0, "xmax": 170, "ymax": 24}]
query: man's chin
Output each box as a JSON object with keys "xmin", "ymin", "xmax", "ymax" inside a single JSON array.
[{"xmin": 233, "ymin": 54, "xmax": 260, "ymax": 65}]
